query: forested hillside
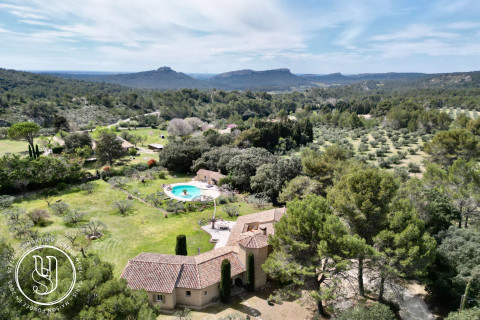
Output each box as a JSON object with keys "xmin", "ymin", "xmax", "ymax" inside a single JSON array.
[{"xmin": 2, "ymin": 68, "xmax": 480, "ymax": 130}]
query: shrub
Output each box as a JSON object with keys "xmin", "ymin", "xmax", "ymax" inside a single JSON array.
[
  {"xmin": 408, "ymin": 162, "xmax": 421, "ymax": 173},
  {"xmin": 246, "ymin": 195, "xmax": 269, "ymax": 208},
  {"xmin": 113, "ymin": 200, "xmax": 133, "ymax": 215},
  {"xmin": 394, "ymin": 167, "xmax": 409, "ymax": 182},
  {"xmin": 393, "ymin": 142, "xmax": 402, "ymax": 149},
  {"xmin": 378, "ymin": 158, "xmax": 392, "ymax": 168},
  {"xmin": 57, "ymin": 182, "xmax": 68, "ymax": 191},
  {"xmin": 222, "ymin": 204, "xmax": 239, "ymax": 218},
  {"xmin": 166, "ymin": 201, "xmax": 185, "ymax": 213},
  {"xmin": 27, "ymin": 208, "xmax": 50, "ymax": 226},
  {"xmin": 390, "ymin": 154, "xmax": 402, "ymax": 165},
  {"xmin": 103, "ymin": 166, "xmax": 110, "ymax": 172},
  {"xmin": 407, "ymin": 148, "xmax": 417, "ymax": 155},
  {"xmin": 79, "ymin": 182, "xmax": 95, "ymax": 194},
  {"xmin": 63, "ymin": 210, "xmax": 86, "ymax": 225},
  {"xmin": 217, "ymin": 196, "xmax": 228, "ymax": 205},
  {"xmin": 51, "ymin": 146, "xmax": 64, "ymax": 154},
  {"xmin": 128, "ymin": 148, "xmax": 137, "ymax": 156},
  {"xmin": 147, "ymin": 159, "xmax": 157, "ymax": 168},
  {"xmin": 358, "ymin": 143, "xmax": 369, "ymax": 153},
  {"xmin": 227, "ymin": 195, "xmax": 238, "ymax": 203},
  {"xmin": 0, "ymin": 195, "xmax": 15, "ymax": 210},
  {"xmin": 158, "ymin": 171, "xmax": 167, "ymax": 179},
  {"xmin": 336, "ymin": 302, "xmax": 395, "ymax": 320},
  {"xmin": 108, "ymin": 176, "xmax": 129, "ymax": 189},
  {"xmin": 421, "ymin": 135, "xmax": 431, "ymax": 142},
  {"xmin": 50, "ymin": 202, "xmax": 70, "ymax": 216}
]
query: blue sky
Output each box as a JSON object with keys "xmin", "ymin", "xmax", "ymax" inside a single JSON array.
[{"xmin": 0, "ymin": 0, "xmax": 479, "ymax": 73}]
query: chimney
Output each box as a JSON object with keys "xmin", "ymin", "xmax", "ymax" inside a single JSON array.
[
  {"xmin": 260, "ymin": 227, "xmax": 267, "ymax": 235},
  {"xmin": 217, "ymin": 169, "xmax": 221, "ymax": 173}
]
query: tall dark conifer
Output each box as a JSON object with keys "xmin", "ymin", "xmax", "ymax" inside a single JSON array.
[
  {"xmin": 220, "ymin": 259, "xmax": 231, "ymax": 302},
  {"xmin": 175, "ymin": 234, "xmax": 187, "ymax": 256}
]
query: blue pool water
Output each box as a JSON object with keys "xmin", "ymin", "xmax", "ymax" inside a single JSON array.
[{"xmin": 171, "ymin": 185, "xmax": 202, "ymax": 199}]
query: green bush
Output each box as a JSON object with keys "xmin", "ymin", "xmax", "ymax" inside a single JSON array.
[
  {"xmin": 376, "ymin": 149, "xmax": 385, "ymax": 157},
  {"xmin": 378, "ymin": 158, "xmax": 392, "ymax": 168},
  {"xmin": 217, "ymin": 196, "xmax": 228, "ymax": 205},
  {"xmin": 52, "ymin": 146, "xmax": 64, "ymax": 154},
  {"xmin": 128, "ymin": 148, "xmax": 137, "ymax": 156},
  {"xmin": 227, "ymin": 195, "xmax": 238, "ymax": 203},
  {"xmin": 57, "ymin": 182, "xmax": 68, "ymax": 191},
  {"xmin": 408, "ymin": 162, "xmax": 421, "ymax": 173},
  {"xmin": 336, "ymin": 302, "xmax": 395, "ymax": 320}
]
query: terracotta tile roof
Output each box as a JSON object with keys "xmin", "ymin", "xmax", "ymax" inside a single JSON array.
[
  {"xmin": 226, "ymin": 208, "xmax": 286, "ymax": 246},
  {"xmin": 121, "ymin": 247, "xmax": 245, "ymax": 293},
  {"xmin": 121, "ymin": 260, "xmax": 182, "ymax": 293},
  {"xmin": 238, "ymin": 234, "xmax": 269, "ymax": 249},
  {"xmin": 196, "ymin": 169, "xmax": 226, "ymax": 181}
]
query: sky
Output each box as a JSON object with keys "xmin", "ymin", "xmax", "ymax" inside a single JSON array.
[{"xmin": 0, "ymin": 0, "xmax": 479, "ymax": 74}]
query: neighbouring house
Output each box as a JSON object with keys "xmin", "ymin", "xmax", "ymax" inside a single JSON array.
[
  {"xmin": 148, "ymin": 143, "xmax": 164, "ymax": 151},
  {"xmin": 195, "ymin": 169, "xmax": 226, "ymax": 185},
  {"xmin": 121, "ymin": 208, "xmax": 286, "ymax": 310},
  {"xmin": 119, "ymin": 138, "xmax": 135, "ymax": 152}
]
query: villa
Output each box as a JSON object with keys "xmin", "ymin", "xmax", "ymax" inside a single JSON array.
[
  {"xmin": 195, "ymin": 169, "xmax": 226, "ymax": 185},
  {"xmin": 121, "ymin": 208, "xmax": 286, "ymax": 310}
]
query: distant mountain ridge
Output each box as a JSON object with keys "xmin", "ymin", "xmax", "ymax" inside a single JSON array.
[
  {"xmin": 300, "ymin": 72, "xmax": 428, "ymax": 84},
  {"xmin": 46, "ymin": 66, "xmax": 210, "ymax": 90},
  {"xmin": 208, "ymin": 68, "xmax": 310, "ymax": 90},
  {"xmin": 39, "ymin": 67, "xmax": 480, "ymax": 91}
]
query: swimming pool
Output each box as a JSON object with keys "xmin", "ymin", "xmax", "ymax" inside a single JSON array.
[{"xmin": 171, "ymin": 185, "xmax": 202, "ymax": 199}]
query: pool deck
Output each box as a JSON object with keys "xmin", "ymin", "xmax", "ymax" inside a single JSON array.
[
  {"xmin": 201, "ymin": 221, "xmax": 236, "ymax": 249},
  {"xmin": 164, "ymin": 180, "xmax": 221, "ymax": 201}
]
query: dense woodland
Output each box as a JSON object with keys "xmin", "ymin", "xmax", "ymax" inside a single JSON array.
[{"xmin": 1, "ymin": 68, "xmax": 480, "ymax": 319}]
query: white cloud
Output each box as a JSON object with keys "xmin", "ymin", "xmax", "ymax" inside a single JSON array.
[
  {"xmin": 370, "ymin": 24, "xmax": 458, "ymax": 42},
  {"xmin": 0, "ymin": 0, "xmax": 479, "ymax": 73},
  {"xmin": 447, "ymin": 21, "xmax": 480, "ymax": 30}
]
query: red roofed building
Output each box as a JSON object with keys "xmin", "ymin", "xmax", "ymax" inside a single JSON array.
[{"xmin": 121, "ymin": 208, "xmax": 286, "ymax": 310}]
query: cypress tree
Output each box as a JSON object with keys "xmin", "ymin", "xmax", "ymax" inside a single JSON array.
[
  {"xmin": 35, "ymin": 144, "xmax": 40, "ymax": 158},
  {"xmin": 246, "ymin": 253, "xmax": 255, "ymax": 291},
  {"xmin": 220, "ymin": 259, "xmax": 231, "ymax": 303},
  {"xmin": 28, "ymin": 145, "xmax": 33, "ymax": 159},
  {"xmin": 175, "ymin": 234, "xmax": 187, "ymax": 256}
]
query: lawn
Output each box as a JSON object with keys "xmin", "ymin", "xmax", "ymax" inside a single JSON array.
[
  {"xmin": 0, "ymin": 138, "xmax": 43, "ymax": 156},
  {"xmin": 119, "ymin": 128, "xmax": 170, "ymax": 147},
  {"xmin": 5, "ymin": 177, "xmax": 270, "ymax": 277}
]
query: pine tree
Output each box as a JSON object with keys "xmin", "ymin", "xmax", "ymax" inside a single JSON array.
[
  {"xmin": 220, "ymin": 259, "xmax": 231, "ymax": 303},
  {"xmin": 35, "ymin": 144, "xmax": 40, "ymax": 158},
  {"xmin": 175, "ymin": 234, "xmax": 187, "ymax": 256},
  {"xmin": 28, "ymin": 145, "xmax": 33, "ymax": 159},
  {"xmin": 246, "ymin": 253, "xmax": 255, "ymax": 291}
]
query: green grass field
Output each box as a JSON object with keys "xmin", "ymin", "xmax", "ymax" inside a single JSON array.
[
  {"xmin": 119, "ymin": 128, "xmax": 170, "ymax": 147},
  {"xmin": 0, "ymin": 138, "xmax": 44, "ymax": 156},
  {"xmin": 5, "ymin": 178, "xmax": 269, "ymax": 277}
]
